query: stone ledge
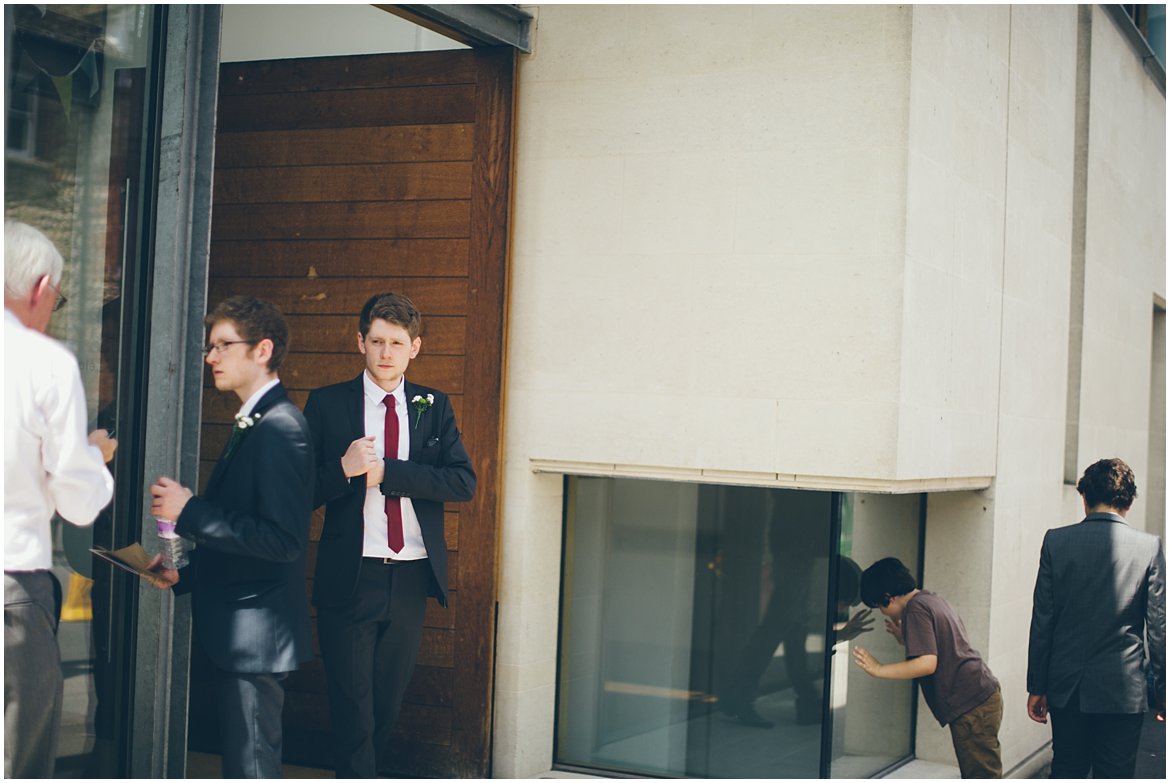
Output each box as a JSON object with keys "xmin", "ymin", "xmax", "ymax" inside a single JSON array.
[{"xmin": 530, "ymin": 459, "xmax": 992, "ymax": 494}]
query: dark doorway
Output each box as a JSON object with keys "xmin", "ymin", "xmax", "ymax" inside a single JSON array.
[{"xmin": 195, "ymin": 47, "xmax": 513, "ymax": 777}]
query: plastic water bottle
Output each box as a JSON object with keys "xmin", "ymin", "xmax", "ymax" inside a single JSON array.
[{"xmin": 156, "ymin": 518, "xmax": 188, "ymax": 569}]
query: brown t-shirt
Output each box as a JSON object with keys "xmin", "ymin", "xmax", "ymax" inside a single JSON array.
[{"xmin": 903, "ymin": 590, "xmax": 999, "ymax": 726}]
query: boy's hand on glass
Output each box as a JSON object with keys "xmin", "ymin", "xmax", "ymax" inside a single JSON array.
[
  {"xmin": 838, "ymin": 608, "xmax": 875, "ymax": 642},
  {"xmin": 885, "ymin": 617, "xmax": 904, "ymax": 646},
  {"xmin": 852, "ymin": 646, "xmax": 883, "ymax": 677}
]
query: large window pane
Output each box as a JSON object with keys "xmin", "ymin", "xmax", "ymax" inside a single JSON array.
[
  {"xmin": 559, "ymin": 478, "xmax": 911, "ymax": 778},
  {"xmin": 5, "ymin": 4, "xmax": 156, "ymax": 776}
]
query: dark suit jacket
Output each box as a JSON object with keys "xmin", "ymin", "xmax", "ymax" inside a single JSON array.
[
  {"xmin": 175, "ymin": 383, "xmax": 314, "ymax": 674},
  {"xmin": 304, "ymin": 374, "xmax": 475, "ymax": 609},
  {"xmin": 1027, "ymin": 512, "xmax": 1166, "ymax": 712}
]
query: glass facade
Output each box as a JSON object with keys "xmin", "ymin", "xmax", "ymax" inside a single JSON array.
[
  {"xmin": 5, "ymin": 4, "xmax": 161, "ymax": 776},
  {"xmin": 556, "ymin": 477, "xmax": 921, "ymax": 778}
]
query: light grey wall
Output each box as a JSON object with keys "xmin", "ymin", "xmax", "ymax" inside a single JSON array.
[{"xmin": 219, "ymin": 4, "xmax": 465, "ymax": 62}]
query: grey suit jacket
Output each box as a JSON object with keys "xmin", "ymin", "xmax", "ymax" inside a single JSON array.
[{"xmin": 1027, "ymin": 512, "xmax": 1165, "ymax": 712}]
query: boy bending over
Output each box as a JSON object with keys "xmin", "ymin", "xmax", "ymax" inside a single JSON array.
[{"xmin": 852, "ymin": 557, "xmax": 1002, "ymax": 778}]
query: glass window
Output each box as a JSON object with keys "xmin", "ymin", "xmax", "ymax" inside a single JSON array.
[
  {"xmin": 556, "ymin": 477, "xmax": 920, "ymax": 778},
  {"xmin": 5, "ymin": 4, "xmax": 158, "ymax": 777},
  {"xmin": 828, "ymin": 494, "xmax": 920, "ymax": 777}
]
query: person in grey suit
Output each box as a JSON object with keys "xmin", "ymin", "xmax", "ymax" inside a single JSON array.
[
  {"xmin": 149, "ymin": 296, "xmax": 314, "ymax": 778},
  {"xmin": 1026, "ymin": 457, "xmax": 1165, "ymax": 778}
]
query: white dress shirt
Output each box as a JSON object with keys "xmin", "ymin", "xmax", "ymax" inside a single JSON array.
[
  {"xmin": 4, "ymin": 309, "xmax": 114, "ymax": 571},
  {"xmin": 361, "ymin": 372, "xmax": 426, "ymax": 560},
  {"xmin": 238, "ymin": 377, "xmax": 280, "ymax": 418}
]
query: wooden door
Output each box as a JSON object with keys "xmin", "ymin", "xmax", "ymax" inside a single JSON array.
[{"xmin": 197, "ymin": 47, "xmax": 512, "ymax": 777}]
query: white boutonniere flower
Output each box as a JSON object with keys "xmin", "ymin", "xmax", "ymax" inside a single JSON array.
[
  {"xmin": 411, "ymin": 394, "xmax": 435, "ymax": 429},
  {"xmin": 225, "ymin": 412, "xmax": 262, "ymax": 457},
  {"xmin": 234, "ymin": 412, "xmax": 261, "ymax": 430}
]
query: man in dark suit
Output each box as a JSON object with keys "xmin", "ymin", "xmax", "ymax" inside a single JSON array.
[
  {"xmin": 304, "ymin": 292, "xmax": 475, "ymax": 778},
  {"xmin": 1027, "ymin": 457, "xmax": 1165, "ymax": 778},
  {"xmin": 149, "ymin": 296, "xmax": 314, "ymax": 778}
]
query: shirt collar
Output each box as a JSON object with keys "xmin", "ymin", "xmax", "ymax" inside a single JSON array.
[
  {"xmin": 1084, "ymin": 511, "xmax": 1128, "ymax": 525},
  {"xmin": 363, "ymin": 370, "xmax": 405, "ymax": 405},
  {"xmin": 238, "ymin": 377, "xmax": 280, "ymax": 417}
]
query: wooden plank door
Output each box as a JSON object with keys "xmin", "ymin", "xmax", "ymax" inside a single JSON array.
[{"xmin": 197, "ymin": 47, "xmax": 512, "ymax": 778}]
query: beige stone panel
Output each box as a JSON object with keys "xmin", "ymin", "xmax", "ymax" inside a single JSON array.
[
  {"xmin": 491, "ymin": 680, "xmax": 557, "ymax": 778},
  {"xmin": 511, "ymin": 155, "xmax": 625, "ymax": 256},
  {"xmin": 514, "ymin": 73, "xmax": 742, "ymax": 161},
  {"xmin": 506, "ymin": 247, "xmax": 904, "ymax": 401},
  {"xmin": 732, "ymin": 146, "xmax": 908, "ymax": 256},
  {"xmin": 730, "ymin": 60, "xmax": 912, "ymax": 151},
  {"xmin": 619, "ymin": 153, "xmax": 738, "ymax": 256},
  {"xmin": 774, "ymin": 398, "xmax": 900, "ymax": 479},
  {"xmin": 524, "ymin": 389, "xmax": 779, "ymax": 474},
  {"xmin": 997, "ymin": 297, "xmax": 1070, "ymax": 422}
]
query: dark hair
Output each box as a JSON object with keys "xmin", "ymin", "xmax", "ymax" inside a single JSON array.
[
  {"xmin": 837, "ymin": 556, "xmax": 862, "ymax": 607},
  {"xmin": 359, "ymin": 292, "xmax": 421, "ymax": 339},
  {"xmin": 859, "ymin": 557, "xmax": 918, "ymax": 609},
  {"xmin": 1076, "ymin": 458, "xmax": 1137, "ymax": 511},
  {"xmin": 204, "ymin": 296, "xmax": 290, "ymax": 372}
]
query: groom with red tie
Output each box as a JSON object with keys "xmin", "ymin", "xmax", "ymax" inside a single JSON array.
[{"xmin": 304, "ymin": 292, "xmax": 475, "ymax": 778}]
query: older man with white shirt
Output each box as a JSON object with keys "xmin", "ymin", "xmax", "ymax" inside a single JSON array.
[{"xmin": 4, "ymin": 221, "xmax": 117, "ymax": 778}]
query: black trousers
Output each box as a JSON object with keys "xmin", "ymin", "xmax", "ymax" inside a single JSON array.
[
  {"xmin": 317, "ymin": 558, "xmax": 431, "ymax": 778},
  {"xmin": 1049, "ymin": 699, "xmax": 1144, "ymax": 778},
  {"xmin": 211, "ymin": 668, "xmax": 287, "ymax": 779}
]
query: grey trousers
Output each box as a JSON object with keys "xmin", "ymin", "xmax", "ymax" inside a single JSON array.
[{"xmin": 4, "ymin": 571, "xmax": 63, "ymax": 778}]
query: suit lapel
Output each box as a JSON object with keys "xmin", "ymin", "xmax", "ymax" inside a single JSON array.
[
  {"xmin": 349, "ymin": 373, "xmax": 365, "ymax": 440},
  {"xmin": 404, "ymin": 380, "xmax": 423, "ymax": 462},
  {"xmin": 205, "ymin": 382, "xmax": 288, "ymax": 496}
]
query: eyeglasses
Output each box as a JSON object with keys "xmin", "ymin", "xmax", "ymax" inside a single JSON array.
[
  {"xmin": 53, "ymin": 292, "xmax": 67, "ymax": 312},
  {"xmin": 203, "ymin": 340, "xmax": 253, "ymax": 357}
]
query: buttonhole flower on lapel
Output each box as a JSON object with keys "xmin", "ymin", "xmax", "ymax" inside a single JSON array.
[
  {"xmin": 411, "ymin": 394, "xmax": 434, "ymax": 429},
  {"xmin": 224, "ymin": 412, "xmax": 262, "ymax": 458}
]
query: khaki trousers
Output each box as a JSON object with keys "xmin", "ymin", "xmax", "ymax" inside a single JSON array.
[{"xmin": 949, "ymin": 686, "xmax": 1004, "ymax": 778}]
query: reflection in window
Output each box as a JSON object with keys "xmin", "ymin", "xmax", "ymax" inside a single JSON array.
[
  {"xmin": 556, "ymin": 478, "xmax": 920, "ymax": 778},
  {"xmin": 5, "ymin": 4, "xmax": 155, "ymax": 777}
]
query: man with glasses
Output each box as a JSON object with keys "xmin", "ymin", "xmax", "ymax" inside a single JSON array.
[
  {"xmin": 148, "ymin": 295, "xmax": 314, "ymax": 778},
  {"xmin": 4, "ymin": 221, "xmax": 117, "ymax": 777}
]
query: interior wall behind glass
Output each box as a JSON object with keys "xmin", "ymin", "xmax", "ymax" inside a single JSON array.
[{"xmin": 829, "ymin": 493, "xmax": 921, "ymax": 778}]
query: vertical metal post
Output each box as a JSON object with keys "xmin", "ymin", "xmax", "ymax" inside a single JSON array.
[
  {"xmin": 130, "ymin": 4, "xmax": 221, "ymax": 778},
  {"xmin": 819, "ymin": 493, "xmax": 844, "ymax": 777}
]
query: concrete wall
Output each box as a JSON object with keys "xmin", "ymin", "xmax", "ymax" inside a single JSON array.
[
  {"xmin": 498, "ymin": 4, "xmax": 917, "ymax": 776},
  {"xmin": 495, "ymin": 3, "xmax": 1163, "ymax": 778},
  {"xmin": 508, "ymin": 4, "xmax": 915, "ymax": 486},
  {"xmin": 910, "ymin": 4, "xmax": 1164, "ymax": 774},
  {"xmin": 1076, "ymin": 5, "xmax": 1166, "ymax": 527}
]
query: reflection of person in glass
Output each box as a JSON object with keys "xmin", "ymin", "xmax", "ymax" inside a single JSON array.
[
  {"xmin": 3, "ymin": 221, "xmax": 117, "ymax": 777},
  {"xmin": 719, "ymin": 511, "xmax": 873, "ymax": 728}
]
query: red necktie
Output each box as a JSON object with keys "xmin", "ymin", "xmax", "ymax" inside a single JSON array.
[{"xmin": 382, "ymin": 394, "xmax": 403, "ymax": 553}]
